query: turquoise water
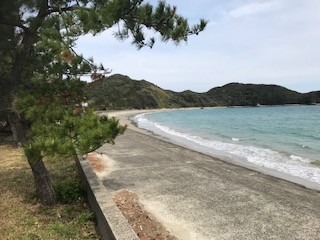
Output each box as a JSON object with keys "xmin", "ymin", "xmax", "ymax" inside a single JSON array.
[{"xmin": 133, "ymin": 106, "xmax": 320, "ymax": 184}]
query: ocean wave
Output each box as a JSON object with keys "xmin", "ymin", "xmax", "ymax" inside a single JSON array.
[
  {"xmin": 290, "ymin": 155, "xmax": 312, "ymax": 163},
  {"xmin": 133, "ymin": 114, "xmax": 320, "ymax": 184}
]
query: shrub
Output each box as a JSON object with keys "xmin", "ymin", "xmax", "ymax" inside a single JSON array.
[{"xmin": 54, "ymin": 179, "xmax": 84, "ymax": 204}]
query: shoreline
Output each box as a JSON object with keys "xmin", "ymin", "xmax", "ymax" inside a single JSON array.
[
  {"xmin": 102, "ymin": 108, "xmax": 320, "ymax": 191},
  {"xmin": 98, "ymin": 118, "xmax": 320, "ymax": 239}
]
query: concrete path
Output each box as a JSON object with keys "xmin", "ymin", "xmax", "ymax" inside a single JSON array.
[{"xmin": 98, "ymin": 129, "xmax": 320, "ymax": 240}]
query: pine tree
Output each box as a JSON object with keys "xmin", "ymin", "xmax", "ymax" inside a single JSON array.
[{"xmin": 0, "ymin": 0, "xmax": 207, "ymax": 205}]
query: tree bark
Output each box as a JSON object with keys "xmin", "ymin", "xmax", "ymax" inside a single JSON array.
[
  {"xmin": 26, "ymin": 150, "xmax": 57, "ymax": 205},
  {"xmin": 7, "ymin": 108, "xmax": 57, "ymax": 205},
  {"xmin": 7, "ymin": 112, "xmax": 27, "ymax": 147},
  {"xmin": 5, "ymin": 1, "xmax": 57, "ymax": 205}
]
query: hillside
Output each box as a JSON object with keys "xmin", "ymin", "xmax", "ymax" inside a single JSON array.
[
  {"xmin": 85, "ymin": 74, "xmax": 319, "ymax": 110},
  {"xmin": 86, "ymin": 74, "xmax": 174, "ymax": 109},
  {"xmin": 206, "ymin": 83, "xmax": 305, "ymax": 106}
]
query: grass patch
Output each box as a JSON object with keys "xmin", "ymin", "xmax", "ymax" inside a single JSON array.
[
  {"xmin": 54, "ymin": 179, "xmax": 85, "ymax": 204},
  {"xmin": 0, "ymin": 143, "xmax": 100, "ymax": 239}
]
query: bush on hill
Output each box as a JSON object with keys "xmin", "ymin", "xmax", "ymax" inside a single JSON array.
[{"xmin": 85, "ymin": 74, "xmax": 319, "ymax": 110}]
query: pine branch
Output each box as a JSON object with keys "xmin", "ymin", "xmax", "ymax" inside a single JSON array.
[
  {"xmin": 46, "ymin": 4, "xmax": 90, "ymax": 15},
  {"xmin": 123, "ymin": 0, "xmax": 144, "ymax": 17},
  {"xmin": 0, "ymin": 19, "xmax": 29, "ymax": 32}
]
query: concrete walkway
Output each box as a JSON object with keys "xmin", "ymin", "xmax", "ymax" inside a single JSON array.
[{"xmin": 98, "ymin": 129, "xmax": 320, "ymax": 240}]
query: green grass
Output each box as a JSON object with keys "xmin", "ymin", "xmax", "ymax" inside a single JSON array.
[{"xmin": 0, "ymin": 140, "xmax": 100, "ymax": 240}]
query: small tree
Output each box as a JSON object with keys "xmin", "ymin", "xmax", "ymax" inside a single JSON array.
[{"xmin": 0, "ymin": 0, "xmax": 207, "ymax": 205}]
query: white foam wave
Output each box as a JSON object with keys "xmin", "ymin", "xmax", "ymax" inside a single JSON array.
[
  {"xmin": 133, "ymin": 114, "xmax": 320, "ymax": 185},
  {"xmin": 290, "ymin": 155, "xmax": 312, "ymax": 163}
]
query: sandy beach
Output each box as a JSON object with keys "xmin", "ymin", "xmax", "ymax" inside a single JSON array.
[
  {"xmin": 101, "ymin": 109, "xmax": 161, "ymax": 132},
  {"xmin": 96, "ymin": 109, "xmax": 320, "ymax": 239}
]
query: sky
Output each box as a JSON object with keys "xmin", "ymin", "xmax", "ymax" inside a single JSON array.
[{"xmin": 76, "ymin": 0, "xmax": 320, "ymax": 93}]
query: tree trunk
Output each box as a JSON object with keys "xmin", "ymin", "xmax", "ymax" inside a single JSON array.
[
  {"xmin": 7, "ymin": 111, "xmax": 57, "ymax": 205},
  {"xmin": 7, "ymin": 112, "xmax": 27, "ymax": 147},
  {"xmin": 6, "ymin": 2, "xmax": 57, "ymax": 205},
  {"xmin": 25, "ymin": 148, "xmax": 57, "ymax": 205}
]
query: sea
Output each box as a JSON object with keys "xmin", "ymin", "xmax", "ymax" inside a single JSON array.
[{"xmin": 133, "ymin": 105, "xmax": 320, "ymax": 186}]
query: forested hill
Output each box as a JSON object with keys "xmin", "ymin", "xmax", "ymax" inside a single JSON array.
[{"xmin": 85, "ymin": 74, "xmax": 320, "ymax": 110}]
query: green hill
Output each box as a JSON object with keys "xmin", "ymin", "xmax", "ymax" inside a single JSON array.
[
  {"xmin": 85, "ymin": 74, "xmax": 319, "ymax": 110},
  {"xmin": 86, "ymin": 74, "xmax": 174, "ymax": 109},
  {"xmin": 206, "ymin": 83, "xmax": 305, "ymax": 106}
]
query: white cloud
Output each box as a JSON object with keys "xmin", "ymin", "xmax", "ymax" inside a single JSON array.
[
  {"xmin": 229, "ymin": 1, "xmax": 280, "ymax": 18},
  {"xmin": 75, "ymin": 1, "xmax": 320, "ymax": 93}
]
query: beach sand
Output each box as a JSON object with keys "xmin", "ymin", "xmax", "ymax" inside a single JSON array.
[{"xmin": 96, "ymin": 109, "xmax": 320, "ymax": 239}]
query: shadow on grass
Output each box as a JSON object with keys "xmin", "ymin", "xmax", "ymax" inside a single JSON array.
[{"xmin": 0, "ymin": 143, "xmax": 100, "ymax": 239}]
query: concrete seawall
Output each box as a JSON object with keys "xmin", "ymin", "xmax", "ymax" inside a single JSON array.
[
  {"xmin": 76, "ymin": 156, "xmax": 139, "ymax": 240},
  {"xmin": 96, "ymin": 129, "xmax": 320, "ymax": 239},
  {"xmin": 76, "ymin": 109, "xmax": 320, "ymax": 239}
]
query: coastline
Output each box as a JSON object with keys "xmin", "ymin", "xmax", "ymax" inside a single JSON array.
[
  {"xmin": 103, "ymin": 108, "xmax": 320, "ymax": 191},
  {"xmin": 97, "ymin": 113, "xmax": 320, "ymax": 239}
]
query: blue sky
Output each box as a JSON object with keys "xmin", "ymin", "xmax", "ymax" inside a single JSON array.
[{"xmin": 76, "ymin": 0, "xmax": 320, "ymax": 93}]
